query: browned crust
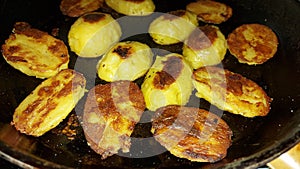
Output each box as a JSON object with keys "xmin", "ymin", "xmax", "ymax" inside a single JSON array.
[
  {"xmin": 163, "ymin": 10, "xmax": 187, "ymax": 21},
  {"xmin": 83, "ymin": 81, "xmax": 145, "ymax": 159},
  {"xmin": 60, "ymin": 0, "xmax": 104, "ymax": 17},
  {"xmin": 125, "ymin": 0, "xmax": 146, "ymax": 3},
  {"xmin": 82, "ymin": 13, "xmax": 106, "ymax": 23},
  {"xmin": 12, "ymin": 69, "xmax": 86, "ymax": 134},
  {"xmin": 193, "ymin": 66, "xmax": 272, "ymax": 117},
  {"xmin": 1, "ymin": 22, "xmax": 69, "ymax": 75},
  {"xmin": 152, "ymin": 105, "xmax": 232, "ymax": 162},
  {"xmin": 153, "ymin": 56, "xmax": 183, "ymax": 89},
  {"xmin": 112, "ymin": 45, "xmax": 132, "ymax": 59},
  {"xmin": 227, "ymin": 24, "xmax": 278, "ymax": 64},
  {"xmin": 186, "ymin": 0, "xmax": 232, "ymax": 24},
  {"xmin": 186, "ymin": 25, "xmax": 218, "ymax": 50}
]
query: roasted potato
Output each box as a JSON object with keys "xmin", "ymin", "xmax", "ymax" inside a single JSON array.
[
  {"xmin": 148, "ymin": 10, "xmax": 198, "ymax": 45},
  {"xmin": 186, "ymin": 0, "xmax": 232, "ymax": 24},
  {"xmin": 105, "ymin": 0, "xmax": 155, "ymax": 16},
  {"xmin": 192, "ymin": 66, "xmax": 272, "ymax": 117},
  {"xmin": 1, "ymin": 22, "xmax": 69, "ymax": 79},
  {"xmin": 97, "ymin": 41, "xmax": 153, "ymax": 82},
  {"xmin": 227, "ymin": 24, "xmax": 278, "ymax": 65},
  {"xmin": 60, "ymin": 0, "xmax": 104, "ymax": 17},
  {"xmin": 68, "ymin": 12, "xmax": 122, "ymax": 58},
  {"xmin": 141, "ymin": 53, "xmax": 193, "ymax": 111},
  {"xmin": 83, "ymin": 81, "xmax": 145, "ymax": 159},
  {"xmin": 152, "ymin": 105, "xmax": 232, "ymax": 162},
  {"xmin": 12, "ymin": 69, "xmax": 86, "ymax": 137},
  {"xmin": 182, "ymin": 25, "xmax": 227, "ymax": 69}
]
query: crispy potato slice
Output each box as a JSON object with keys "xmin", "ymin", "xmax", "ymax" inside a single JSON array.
[
  {"xmin": 186, "ymin": 0, "xmax": 232, "ymax": 24},
  {"xmin": 141, "ymin": 53, "xmax": 193, "ymax": 111},
  {"xmin": 60, "ymin": 0, "xmax": 104, "ymax": 17},
  {"xmin": 227, "ymin": 24, "xmax": 278, "ymax": 65},
  {"xmin": 151, "ymin": 105, "xmax": 232, "ymax": 162},
  {"xmin": 1, "ymin": 22, "xmax": 69, "ymax": 79},
  {"xmin": 192, "ymin": 66, "xmax": 271, "ymax": 117},
  {"xmin": 97, "ymin": 41, "xmax": 153, "ymax": 82},
  {"xmin": 82, "ymin": 81, "xmax": 145, "ymax": 159},
  {"xmin": 12, "ymin": 69, "xmax": 86, "ymax": 137},
  {"xmin": 105, "ymin": 0, "xmax": 155, "ymax": 16},
  {"xmin": 183, "ymin": 25, "xmax": 227, "ymax": 69},
  {"xmin": 68, "ymin": 12, "xmax": 122, "ymax": 58},
  {"xmin": 149, "ymin": 10, "xmax": 198, "ymax": 45}
]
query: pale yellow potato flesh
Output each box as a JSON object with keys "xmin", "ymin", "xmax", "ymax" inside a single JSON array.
[
  {"xmin": 68, "ymin": 12, "xmax": 121, "ymax": 58},
  {"xmin": 141, "ymin": 53, "xmax": 193, "ymax": 111},
  {"xmin": 97, "ymin": 41, "xmax": 153, "ymax": 82}
]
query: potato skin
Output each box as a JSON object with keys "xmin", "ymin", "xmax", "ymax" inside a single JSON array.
[
  {"xmin": 141, "ymin": 53, "xmax": 193, "ymax": 111},
  {"xmin": 151, "ymin": 105, "xmax": 232, "ymax": 162},
  {"xmin": 1, "ymin": 22, "xmax": 69, "ymax": 79},
  {"xmin": 192, "ymin": 66, "xmax": 271, "ymax": 117},
  {"xmin": 12, "ymin": 69, "xmax": 86, "ymax": 137},
  {"xmin": 182, "ymin": 25, "xmax": 227, "ymax": 69},
  {"xmin": 68, "ymin": 12, "xmax": 121, "ymax": 58},
  {"xmin": 97, "ymin": 41, "xmax": 153, "ymax": 82},
  {"xmin": 149, "ymin": 10, "xmax": 198, "ymax": 45},
  {"xmin": 105, "ymin": 0, "xmax": 155, "ymax": 16}
]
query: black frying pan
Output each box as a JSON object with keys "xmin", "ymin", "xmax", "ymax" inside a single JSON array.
[{"xmin": 0, "ymin": 0, "xmax": 299, "ymax": 168}]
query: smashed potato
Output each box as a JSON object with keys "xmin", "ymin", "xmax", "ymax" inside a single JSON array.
[
  {"xmin": 186, "ymin": 0, "xmax": 232, "ymax": 24},
  {"xmin": 60, "ymin": 0, "xmax": 104, "ymax": 17},
  {"xmin": 1, "ymin": 22, "xmax": 69, "ymax": 79},
  {"xmin": 105, "ymin": 0, "xmax": 155, "ymax": 16},
  {"xmin": 227, "ymin": 24, "xmax": 278, "ymax": 65},
  {"xmin": 68, "ymin": 12, "xmax": 122, "ymax": 58},
  {"xmin": 12, "ymin": 69, "xmax": 86, "ymax": 137},
  {"xmin": 97, "ymin": 41, "xmax": 153, "ymax": 82},
  {"xmin": 149, "ymin": 10, "xmax": 198, "ymax": 45},
  {"xmin": 83, "ymin": 81, "xmax": 145, "ymax": 159},
  {"xmin": 183, "ymin": 25, "xmax": 227, "ymax": 69},
  {"xmin": 141, "ymin": 53, "xmax": 193, "ymax": 111},
  {"xmin": 192, "ymin": 66, "xmax": 271, "ymax": 117},
  {"xmin": 152, "ymin": 105, "xmax": 232, "ymax": 162}
]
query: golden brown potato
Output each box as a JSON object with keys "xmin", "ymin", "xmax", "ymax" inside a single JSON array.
[
  {"xmin": 105, "ymin": 0, "xmax": 155, "ymax": 16},
  {"xmin": 151, "ymin": 105, "xmax": 232, "ymax": 162},
  {"xmin": 148, "ymin": 10, "xmax": 198, "ymax": 45},
  {"xmin": 68, "ymin": 12, "xmax": 122, "ymax": 58},
  {"xmin": 60, "ymin": 0, "xmax": 104, "ymax": 17},
  {"xmin": 182, "ymin": 25, "xmax": 227, "ymax": 69},
  {"xmin": 12, "ymin": 69, "xmax": 86, "ymax": 137},
  {"xmin": 186, "ymin": 0, "xmax": 232, "ymax": 24},
  {"xmin": 192, "ymin": 66, "xmax": 272, "ymax": 117},
  {"xmin": 227, "ymin": 24, "xmax": 278, "ymax": 65},
  {"xmin": 97, "ymin": 41, "xmax": 153, "ymax": 82},
  {"xmin": 1, "ymin": 22, "xmax": 69, "ymax": 79},
  {"xmin": 141, "ymin": 53, "xmax": 193, "ymax": 111},
  {"xmin": 82, "ymin": 81, "xmax": 145, "ymax": 159}
]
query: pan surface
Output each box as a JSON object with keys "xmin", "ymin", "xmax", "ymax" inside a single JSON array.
[{"xmin": 0, "ymin": 0, "xmax": 299, "ymax": 168}]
